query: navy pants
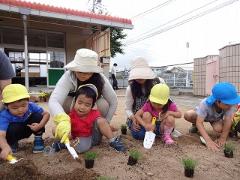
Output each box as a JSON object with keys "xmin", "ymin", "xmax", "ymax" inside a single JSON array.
[
  {"xmin": 6, "ymin": 113, "xmax": 44, "ymax": 146},
  {"xmin": 127, "ymin": 119, "xmax": 161, "ymax": 140}
]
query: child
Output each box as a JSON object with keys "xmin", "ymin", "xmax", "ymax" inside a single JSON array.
[
  {"xmin": 125, "ymin": 57, "xmax": 165, "ymax": 140},
  {"xmin": 230, "ymin": 104, "xmax": 240, "ymax": 137},
  {"xmin": 184, "ymin": 82, "xmax": 240, "ymax": 152},
  {"xmin": 0, "ymin": 84, "xmax": 50, "ymax": 160},
  {"xmin": 54, "ymin": 84, "xmax": 126, "ymax": 153},
  {"xmin": 135, "ymin": 83, "xmax": 182, "ymax": 145}
]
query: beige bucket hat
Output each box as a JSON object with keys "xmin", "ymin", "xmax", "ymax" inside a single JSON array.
[
  {"xmin": 128, "ymin": 57, "xmax": 156, "ymax": 81},
  {"xmin": 65, "ymin": 48, "xmax": 103, "ymax": 73}
]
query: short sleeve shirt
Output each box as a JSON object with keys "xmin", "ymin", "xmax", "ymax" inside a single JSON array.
[
  {"xmin": 0, "ymin": 102, "xmax": 44, "ymax": 131},
  {"xmin": 70, "ymin": 109, "xmax": 101, "ymax": 138},
  {"xmin": 196, "ymin": 98, "xmax": 235, "ymax": 122},
  {"xmin": 142, "ymin": 100, "xmax": 178, "ymax": 117},
  {"xmin": 0, "ymin": 51, "xmax": 15, "ymax": 80}
]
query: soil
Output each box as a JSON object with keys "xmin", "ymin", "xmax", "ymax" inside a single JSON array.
[{"xmin": 0, "ymin": 91, "xmax": 240, "ymax": 180}]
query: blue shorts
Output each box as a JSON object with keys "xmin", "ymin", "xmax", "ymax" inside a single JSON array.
[{"xmin": 127, "ymin": 119, "xmax": 161, "ymax": 140}]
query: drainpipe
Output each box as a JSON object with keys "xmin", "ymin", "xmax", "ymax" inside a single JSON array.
[{"xmin": 22, "ymin": 13, "xmax": 29, "ymax": 90}]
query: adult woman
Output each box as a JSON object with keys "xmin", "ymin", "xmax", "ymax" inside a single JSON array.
[
  {"xmin": 0, "ymin": 51, "xmax": 15, "ymax": 110},
  {"xmin": 125, "ymin": 57, "xmax": 165, "ymax": 140},
  {"xmin": 49, "ymin": 48, "xmax": 125, "ymax": 152}
]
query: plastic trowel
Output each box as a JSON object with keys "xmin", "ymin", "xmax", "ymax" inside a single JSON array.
[
  {"xmin": 200, "ymin": 136, "xmax": 206, "ymax": 145},
  {"xmin": 6, "ymin": 154, "xmax": 23, "ymax": 164},
  {"xmin": 143, "ymin": 117, "xmax": 157, "ymax": 149},
  {"xmin": 65, "ymin": 139, "xmax": 79, "ymax": 160}
]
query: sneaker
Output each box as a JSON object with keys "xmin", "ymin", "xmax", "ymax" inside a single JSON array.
[
  {"xmin": 10, "ymin": 141, "xmax": 18, "ymax": 153},
  {"xmin": 171, "ymin": 129, "xmax": 182, "ymax": 138},
  {"xmin": 33, "ymin": 136, "xmax": 44, "ymax": 153},
  {"xmin": 51, "ymin": 141, "xmax": 66, "ymax": 152},
  {"xmin": 109, "ymin": 136, "xmax": 126, "ymax": 152},
  {"xmin": 162, "ymin": 134, "xmax": 174, "ymax": 145},
  {"xmin": 189, "ymin": 124, "xmax": 198, "ymax": 133}
]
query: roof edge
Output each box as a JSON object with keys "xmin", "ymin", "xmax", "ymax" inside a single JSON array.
[{"xmin": 0, "ymin": 0, "xmax": 133, "ymax": 29}]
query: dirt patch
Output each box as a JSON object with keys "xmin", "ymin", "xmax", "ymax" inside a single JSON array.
[{"xmin": 0, "ymin": 158, "xmax": 98, "ymax": 180}]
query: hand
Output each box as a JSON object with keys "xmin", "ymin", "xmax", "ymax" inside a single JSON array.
[
  {"xmin": 0, "ymin": 146, "xmax": 12, "ymax": 160},
  {"xmin": 144, "ymin": 123, "xmax": 155, "ymax": 132},
  {"xmin": 27, "ymin": 123, "xmax": 41, "ymax": 132},
  {"xmin": 55, "ymin": 121, "xmax": 71, "ymax": 143},
  {"xmin": 132, "ymin": 121, "xmax": 141, "ymax": 131},
  {"xmin": 54, "ymin": 113, "xmax": 71, "ymax": 143},
  {"xmin": 215, "ymin": 137, "xmax": 226, "ymax": 147},
  {"xmin": 110, "ymin": 125, "xmax": 118, "ymax": 132},
  {"xmin": 130, "ymin": 115, "xmax": 141, "ymax": 131},
  {"xmin": 206, "ymin": 140, "xmax": 220, "ymax": 152},
  {"xmin": 160, "ymin": 111, "xmax": 170, "ymax": 120}
]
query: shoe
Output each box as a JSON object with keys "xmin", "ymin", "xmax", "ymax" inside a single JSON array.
[
  {"xmin": 162, "ymin": 134, "xmax": 174, "ymax": 145},
  {"xmin": 109, "ymin": 136, "xmax": 126, "ymax": 152},
  {"xmin": 33, "ymin": 136, "xmax": 44, "ymax": 153},
  {"xmin": 189, "ymin": 124, "xmax": 198, "ymax": 133},
  {"xmin": 10, "ymin": 141, "xmax": 18, "ymax": 153},
  {"xmin": 52, "ymin": 141, "xmax": 66, "ymax": 152},
  {"xmin": 171, "ymin": 129, "xmax": 182, "ymax": 138}
]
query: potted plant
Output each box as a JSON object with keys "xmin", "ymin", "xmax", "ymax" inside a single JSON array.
[
  {"xmin": 121, "ymin": 124, "xmax": 127, "ymax": 135},
  {"xmin": 224, "ymin": 142, "xmax": 235, "ymax": 158},
  {"xmin": 182, "ymin": 157, "xmax": 197, "ymax": 178},
  {"xmin": 127, "ymin": 149, "xmax": 141, "ymax": 166},
  {"xmin": 38, "ymin": 91, "xmax": 46, "ymax": 102},
  {"xmin": 84, "ymin": 151, "xmax": 97, "ymax": 169},
  {"xmin": 38, "ymin": 91, "xmax": 51, "ymax": 102}
]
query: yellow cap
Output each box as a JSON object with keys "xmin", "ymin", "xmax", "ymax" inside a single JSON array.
[
  {"xmin": 2, "ymin": 84, "xmax": 30, "ymax": 103},
  {"xmin": 149, "ymin": 83, "xmax": 170, "ymax": 105}
]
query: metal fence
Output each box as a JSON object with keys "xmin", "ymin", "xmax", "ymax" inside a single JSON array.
[{"xmin": 109, "ymin": 71, "xmax": 193, "ymax": 89}]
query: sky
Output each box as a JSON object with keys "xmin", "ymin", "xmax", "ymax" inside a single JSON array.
[{"xmin": 25, "ymin": 0, "xmax": 240, "ymax": 70}]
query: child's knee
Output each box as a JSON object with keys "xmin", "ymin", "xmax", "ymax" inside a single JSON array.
[
  {"xmin": 29, "ymin": 113, "xmax": 43, "ymax": 123},
  {"xmin": 142, "ymin": 112, "xmax": 152, "ymax": 122},
  {"xmin": 184, "ymin": 110, "xmax": 197, "ymax": 122},
  {"xmin": 164, "ymin": 116, "xmax": 175, "ymax": 127}
]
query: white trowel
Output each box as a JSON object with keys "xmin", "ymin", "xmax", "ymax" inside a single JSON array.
[
  {"xmin": 65, "ymin": 138, "xmax": 79, "ymax": 160},
  {"xmin": 6, "ymin": 154, "xmax": 23, "ymax": 164},
  {"xmin": 199, "ymin": 136, "xmax": 206, "ymax": 145},
  {"xmin": 143, "ymin": 117, "xmax": 157, "ymax": 149},
  {"xmin": 65, "ymin": 143, "xmax": 79, "ymax": 159}
]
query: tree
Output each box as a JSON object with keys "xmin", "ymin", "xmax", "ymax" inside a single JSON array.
[
  {"xmin": 89, "ymin": 0, "xmax": 127, "ymax": 57},
  {"xmin": 110, "ymin": 28, "xmax": 127, "ymax": 58}
]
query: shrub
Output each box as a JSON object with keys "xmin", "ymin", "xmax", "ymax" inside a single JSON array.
[
  {"xmin": 182, "ymin": 157, "xmax": 197, "ymax": 170},
  {"xmin": 224, "ymin": 142, "xmax": 235, "ymax": 152},
  {"xmin": 97, "ymin": 176, "xmax": 115, "ymax": 180},
  {"xmin": 121, "ymin": 124, "xmax": 127, "ymax": 129},
  {"xmin": 129, "ymin": 149, "xmax": 141, "ymax": 160},
  {"xmin": 84, "ymin": 151, "xmax": 97, "ymax": 160}
]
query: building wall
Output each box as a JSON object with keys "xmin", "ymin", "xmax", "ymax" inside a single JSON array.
[
  {"xmin": 193, "ymin": 57, "xmax": 206, "ymax": 96},
  {"xmin": 65, "ymin": 31, "xmax": 86, "ymax": 63},
  {"xmin": 219, "ymin": 43, "xmax": 240, "ymax": 93},
  {"xmin": 205, "ymin": 55, "xmax": 219, "ymax": 95}
]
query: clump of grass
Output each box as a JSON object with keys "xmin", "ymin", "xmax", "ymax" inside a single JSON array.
[
  {"xmin": 84, "ymin": 151, "xmax": 97, "ymax": 160},
  {"xmin": 182, "ymin": 157, "xmax": 197, "ymax": 170},
  {"xmin": 224, "ymin": 142, "xmax": 235, "ymax": 152},
  {"xmin": 96, "ymin": 176, "xmax": 116, "ymax": 180},
  {"xmin": 121, "ymin": 124, "xmax": 127, "ymax": 129},
  {"xmin": 129, "ymin": 149, "xmax": 141, "ymax": 160}
]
